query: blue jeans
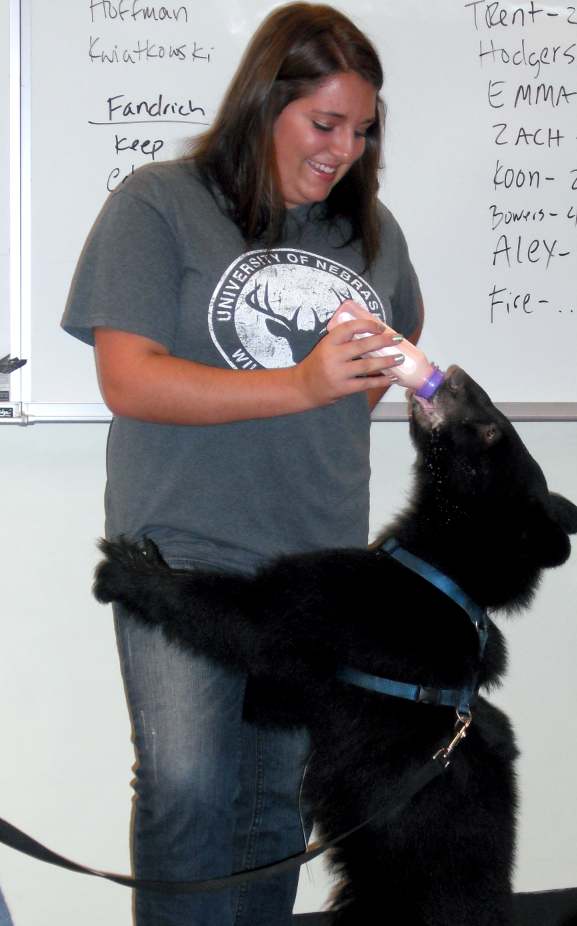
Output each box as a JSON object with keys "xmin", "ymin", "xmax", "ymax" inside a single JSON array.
[
  {"xmin": 115, "ymin": 598, "xmax": 310, "ymax": 926},
  {"xmin": 0, "ymin": 885, "xmax": 13, "ymax": 926}
]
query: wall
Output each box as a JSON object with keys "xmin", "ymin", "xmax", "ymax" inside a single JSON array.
[{"xmin": 0, "ymin": 418, "xmax": 576, "ymax": 924}]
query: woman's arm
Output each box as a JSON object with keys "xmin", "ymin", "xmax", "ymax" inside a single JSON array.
[{"xmin": 94, "ymin": 317, "xmax": 407, "ymax": 426}]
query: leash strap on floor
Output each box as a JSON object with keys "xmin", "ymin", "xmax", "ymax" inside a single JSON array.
[{"xmin": 0, "ymin": 753, "xmax": 448, "ymax": 895}]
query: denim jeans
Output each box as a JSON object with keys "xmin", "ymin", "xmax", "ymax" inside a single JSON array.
[
  {"xmin": 0, "ymin": 885, "xmax": 13, "ymax": 926},
  {"xmin": 114, "ymin": 596, "xmax": 311, "ymax": 926}
]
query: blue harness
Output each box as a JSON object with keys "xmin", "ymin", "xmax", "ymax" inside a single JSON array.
[{"xmin": 337, "ymin": 539, "xmax": 489, "ymax": 716}]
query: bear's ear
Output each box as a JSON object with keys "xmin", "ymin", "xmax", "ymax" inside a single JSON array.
[{"xmin": 548, "ymin": 493, "xmax": 577, "ymax": 535}]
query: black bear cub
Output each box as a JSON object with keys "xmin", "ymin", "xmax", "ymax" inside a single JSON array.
[{"xmin": 95, "ymin": 368, "xmax": 577, "ymax": 926}]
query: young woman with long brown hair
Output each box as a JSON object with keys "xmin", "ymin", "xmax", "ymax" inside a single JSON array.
[{"xmin": 63, "ymin": 4, "xmax": 423, "ymax": 924}]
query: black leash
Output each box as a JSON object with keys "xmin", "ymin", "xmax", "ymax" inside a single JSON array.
[{"xmin": 0, "ymin": 747, "xmax": 456, "ymax": 895}]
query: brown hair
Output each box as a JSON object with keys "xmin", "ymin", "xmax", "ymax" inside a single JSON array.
[{"xmin": 188, "ymin": 3, "xmax": 385, "ymax": 268}]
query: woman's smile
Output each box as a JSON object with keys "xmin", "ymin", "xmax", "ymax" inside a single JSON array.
[{"xmin": 307, "ymin": 158, "xmax": 337, "ymax": 177}]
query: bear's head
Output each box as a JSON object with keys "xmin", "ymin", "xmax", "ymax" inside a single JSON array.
[{"xmin": 396, "ymin": 367, "xmax": 577, "ymax": 611}]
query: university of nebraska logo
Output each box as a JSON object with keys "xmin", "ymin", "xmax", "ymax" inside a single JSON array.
[{"xmin": 208, "ymin": 248, "xmax": 385, "ymax": 369}]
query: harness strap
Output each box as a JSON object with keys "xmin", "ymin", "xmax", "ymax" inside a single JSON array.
[
  {"xmin": 337, "ymin": 539, "xmax": 489, "ymax": 715},
  {"xmin": 380, "ymin": 539, "xmax": 489, "ymax": 658},
  {"xmin": 336, "ymin": 666, "xmax": 477, "ymax": 711},
  {"xmin": 0, "ymin": 751, "xmax": 450, "ymax": 895}
]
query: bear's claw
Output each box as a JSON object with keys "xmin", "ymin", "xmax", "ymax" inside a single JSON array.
[{"xmin": 93, "ymin": 537, "xmax": 169, "ymax": 605}]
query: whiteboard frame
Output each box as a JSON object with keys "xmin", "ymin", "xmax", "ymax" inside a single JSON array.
[
  {"xmin": 2, "ymin": 0, "xmax": 576, "ymax": 425},
  {"xmin": 371, "ymin": 403, "xmax": 577, "ymax": 423},
  {"xmin": 0, "ymin": 402, "xmax": 576, "ymax": 426}
]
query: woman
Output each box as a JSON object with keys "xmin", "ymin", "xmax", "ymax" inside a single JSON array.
[{"xmin": 63, "ymin": 4, "xmax": 423, "ymax": 925}]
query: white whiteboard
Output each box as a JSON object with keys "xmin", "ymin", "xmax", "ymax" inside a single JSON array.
[{"xmin": 6, "ymin": 0, "xmax": 577, "ymax": 419}]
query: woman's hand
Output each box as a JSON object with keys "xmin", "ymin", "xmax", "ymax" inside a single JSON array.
[
  {"xmin": 291, "ymin": 317, "xmax": 404, "ymax": 408},
  {"xmin": 365, "ymin": 295, "xmax": 425, "ymax": 411},
  {"xmin": 93, "ymin": 322, "xmax": 406, "ymax": 426}
]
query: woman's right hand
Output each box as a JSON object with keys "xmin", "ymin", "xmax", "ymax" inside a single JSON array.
[{"xmin": 291, "ymin": 317, "xmax": 404, "ymax": 408}]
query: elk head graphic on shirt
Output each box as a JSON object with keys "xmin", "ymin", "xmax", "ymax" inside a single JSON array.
[{"xmin": 208, "ymin": 248, "xmax": 385, "ymax": 371}]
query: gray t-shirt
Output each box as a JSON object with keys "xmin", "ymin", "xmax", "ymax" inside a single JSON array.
[{"xmin": 63, "ymin": 161, "xmax": 420, "ymax": 573}]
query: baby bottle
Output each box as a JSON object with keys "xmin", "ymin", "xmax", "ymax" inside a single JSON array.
[{"xmin": 327, "ymin": 300, "xmax": 445, "ymax": 400}]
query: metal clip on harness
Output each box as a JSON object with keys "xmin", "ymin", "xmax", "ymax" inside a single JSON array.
[{"xmin": 434, "ymin": 711, "xmax": 473, "ymax": 768}]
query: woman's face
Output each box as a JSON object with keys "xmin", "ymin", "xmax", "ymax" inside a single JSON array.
[{"xmin": 273, "ymin": 71, "xmax": 377, "ymax": 209}]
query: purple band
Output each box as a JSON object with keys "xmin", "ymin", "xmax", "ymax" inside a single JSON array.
[{"xmin": 416, "ymin": 367, "xmax": 445, "ymax": 400}]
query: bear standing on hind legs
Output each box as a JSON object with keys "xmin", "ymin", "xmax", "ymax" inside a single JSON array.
[{"xmin": 95, "ymin": 368, "xmax": 577, "ymax": 926}]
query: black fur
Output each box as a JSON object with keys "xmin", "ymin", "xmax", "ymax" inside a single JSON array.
[{"xmin": 94, "ymin": 368, "xmax": 577, "ymax": 926}]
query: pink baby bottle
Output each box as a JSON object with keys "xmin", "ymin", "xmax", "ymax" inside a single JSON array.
[{"xmin": 327, "ymin": 300, "xmax": 445, "ymax": 400}]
